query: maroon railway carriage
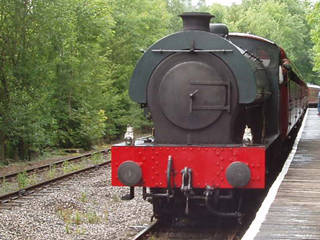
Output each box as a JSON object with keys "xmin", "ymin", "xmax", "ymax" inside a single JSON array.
[
  {"xmin": 307, "ymin": 83, "xmax": 320, "ymax": 107},
  {"xmin": 112, "ymin": 13, "xmax": 307, "ymax": 219}
]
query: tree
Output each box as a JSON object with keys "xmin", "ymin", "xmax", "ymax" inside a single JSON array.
[
  {"xmin": 208, "ymin": 3, "xmax": 228, "ymax": 23},
  {"xmin": 0, "ymin": 0, "xmax": 55, "ymax": 160},
  {"xmin": 46, "ymin": 0, "xmax": 114, "ymax": 149},
  {"xmin": 0, "ymin": 0, "xmax": 115, "ymax": 160},
  {"xmin": 223, "ymin": 0, "xmax": 316, "ymax": 82},
  {"xmin": 165, "ymin": 0, "xmax": 196, "ymax": 33},
  {"xmin": 105, "ymin": 0, "xmax": 170, "ymax": 136},
  {"xmin": 307, "ymin": 2, "xmax": 320, "ymax": 83}
]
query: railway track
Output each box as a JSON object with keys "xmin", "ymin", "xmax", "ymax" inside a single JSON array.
[
  {"xmin": 132, "ymin": 218, "xmax": 242, "ymax": 240},
  {"xmin": 0, "ymin": 149, "xmax": 110, "ymax": 209},
  {"xmin": 1, "ymin": 149, "xmax": 110, "ymax": 180}
]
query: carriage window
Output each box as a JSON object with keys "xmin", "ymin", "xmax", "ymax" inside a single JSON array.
[{"xmin": 256, "ymin": 49, "xmax": 271, "ymax": 67}]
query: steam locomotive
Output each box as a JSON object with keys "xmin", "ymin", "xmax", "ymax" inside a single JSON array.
[{"xmin": 112, "ymin": 12, "xmax": 308, "ymax": 219}]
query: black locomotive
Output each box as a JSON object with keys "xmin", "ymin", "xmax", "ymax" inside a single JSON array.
[{"xmin": 112, "ymin": 12, "xmax": 307, "ymax": 219}]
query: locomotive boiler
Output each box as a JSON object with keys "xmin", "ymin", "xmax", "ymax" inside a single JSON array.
[{"xmin": 111, "ymin": 12, "xmax": 307, "ymax": 219}]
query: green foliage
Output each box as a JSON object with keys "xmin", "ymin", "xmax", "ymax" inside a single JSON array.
[
  {"xmin": 91, "ymin": 153, "xmax": 104, "ymax": 165},
  {"xmin": 0, "ymin": 0, "xmax": 178, "ymax": 162},
  {"xmin": 0, "ymin": 0, "xmax": 56, "ymax": 161},
  {"xmin": 208, "ymin": 4, "xmax": 228, "ymax": 23},
  {"xmin": 0, "ymin": 178, "xmax": 14, "ymax": 195},
  {"xmin": 28, "ymin": 173, "xmax": 39, "ymax": 186},
  {"xmin": 86, "ymin": 211, "xmax": 101, "ymax": 224},
  {"xmin": 62, "ymin": 161, "xmax": 71, "ymax": 174},
  {"xmin": 47, "ymin": 165, "xmax": 57, "ymax": 179},
  {"xmin": 307, "ymin": 2, "xmax": 320, "ymax": 83},
  {"xmin": 0, "ymin": 0, "xmax": 114, "ymax": 161},
  {"xmin": 48, "ymin": 0, "xmax": 114, "ymax": 149},
  {"xmin": 57, "ymin": 108, "xmax": 107, "ymax": 150},
  {"xmin": 0, "ymin": 0, "xmax": 316, "ymax": 163},
  {"xmin": 73, "ymin": 210, "xmax": 82, "ymax": 225},
  {"xmin": 65, "ymin": 223, "xmax": 71, "ymax": 234},
  {"xmin": 17, "ymin": 171, "xmax": 29, "ymax": 189},
  {"xmin": 58, "ymin": 207, "xmax": 101, "ymax": 228},
  {"xmin": 62, "ymin": 160, "xmax": 81, "ymax": 173},
  {"xmin": 80, "ymin": 192, "xmax": 88, "ymax": 203},
  {"xmin": 166, "ymin": 0, "xmax": 195, "ymax": 32},
  {"xmin": 103, "ymin": 0, "xmax": 170, "ymax": 136},
  {"xmin": 220, "ymin": 0, "xmax": 316, "ymax": 82}
]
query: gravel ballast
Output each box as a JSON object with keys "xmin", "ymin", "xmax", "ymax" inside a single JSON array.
[{"xmin": 0, "ymin": 166, "xmax": 153, "ymax": 240}]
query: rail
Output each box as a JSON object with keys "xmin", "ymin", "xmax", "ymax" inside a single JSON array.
[
  {"xmin": 0, "ymin": 149, "xmax": 110, "ymax": 205},
  {"xmin": 0, "ymin": 149, "xmax": 110, "ymax": 180}
]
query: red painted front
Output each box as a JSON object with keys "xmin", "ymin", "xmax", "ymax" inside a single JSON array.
[{"xmin": 112, "ymin": 146, "xmax": 265, "ymax": 189}]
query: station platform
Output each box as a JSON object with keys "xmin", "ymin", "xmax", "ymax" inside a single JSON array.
[{"xmin": 242, "ymin": 108, "xmax": 320, "ymax": 240}]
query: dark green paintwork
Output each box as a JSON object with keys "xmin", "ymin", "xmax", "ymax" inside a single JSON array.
[
  {"xmin": 229, "ymin": 34, "xmax": 281, "ymax": 135},
  {"xmin": 129, "ymin": 31, "xmax": 259, "ymax": 104}
]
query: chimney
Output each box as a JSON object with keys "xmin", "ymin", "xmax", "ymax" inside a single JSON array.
[{"xmin": 179, "ymin": 12, "xmax": 214, "ymax": 32}]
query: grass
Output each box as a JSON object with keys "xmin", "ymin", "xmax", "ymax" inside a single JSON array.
[
  {"xmin": 62, "ymin": 160, "xmax": 85, "ymax": 174},
  {"xmin": 35, "ymin": 148, "xmax": 67, "ymax": 162},
  {"xmin": 62, "ymin": 161, "xmax": 71, "ymax": 174},
  {"xmin": 78, "ymin": 159, "xmax": 88, "ymax": 170},
  {"xmin": 0, "ymin": 154, "xmax": 106, "ymax": 195},
  {"xmin": 0, "ymin": 145, "xmax": 110, "ymax": 196},
  {"xmin": 58, "ymin": 208, "xmax": 73, "ymax": 222},
  {"xmin": 0, "ymin": 178, "xmax": 14, "ymax": 195},
  {"xmin": 91, "ymin": 153, "xmax": 104, "ymax": 165},
  {"xmin": 101, "ymin": 204, "xmax": 109, "ymax": 222},
  {"xmin": 0, "ymin": 161, "xmax": 8, "ymax": 167},
  {"xmin": 47, "ymin": 165, "xmax": 57, "ymax": 179},
  {"xmin": 57, "ymin": 207, "xmax": 102, "ymax": 234},
  {"xmin": 65, "ymin": 223, "xmax": 71, "ymax": 234},
  {"xmin": 28, "ymin": 173, "xmax": 39, "ymax": 186},
  {"xmin": 86, "ymin": 211, "xmax": 101, "ymax": 224},
  {"xmin": 0, "ymin": 143, "xmax": 111, "ymax": 170},
  {"xmin": 0, "ymin": 143, "xmax": 110, "ymax": 177},
  {"xmin": 75, "ymin": 227, "xmax": 86, "ymax": 235},
  {"xmin": 0, "ymin": 148, "xmax": 68, "ymax": 170},
  {"xmin": 61, "ymin": 153, "xmax": 105, "ymax": 175},
  {"xmin": 79, "ymin": 192, "xmax": 88, "ymax": 203},
  {"xmin": 17, "ymin": 171, "xmax": 29, "ymax": 189},
  {"xmin": 57, "ymin": 208, "xmax": 102, "ymax": 226},
  {"xmin": 73, "ymin": 210, "xmax": 82, "ymax": 225}
]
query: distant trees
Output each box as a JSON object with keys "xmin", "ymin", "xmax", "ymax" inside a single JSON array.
[
  {"xmin": 0, "ymin": 0, "xmax": 170, "ymax": 161},
  {"xmin": 207, "ymin": 0, "xmax": 317, "ymax": 83},
  {"xmin": 105, "ymin": 0, "xmax": 169, "ymax": 137},
  {"xmin": 0, "ymin": 0, "xmax": 54, "ymax": 160},
  {"xmin": 0, "ymin": 0, "xmax": 317, "ymax": 162},
  {"xmin": 307, "ymin": 2, "xmax": 320, "ymax": 77}
]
